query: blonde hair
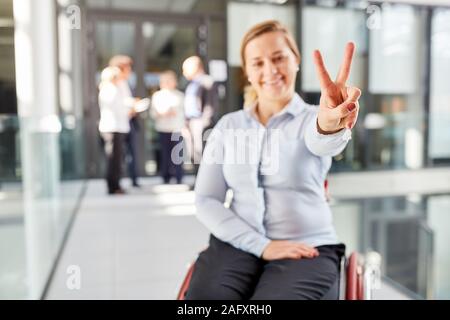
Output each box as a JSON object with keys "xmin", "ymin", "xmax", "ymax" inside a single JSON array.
[
  {"xmin": 240, "ymin": 20, "xmax": 301, "ymax": 106},
  {"xmin": 243, "ymin": 85, "xmax": 258, "ymax": 109},
  {"xmin": 99, "ymin": 66, "xmax": 121, "ymax": 89}
]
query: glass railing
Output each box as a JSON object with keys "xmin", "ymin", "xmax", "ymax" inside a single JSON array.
[
  {"xmin": 332, "ymin": 193, "xmax": 450, "ymax": 299},
  {"xmin": 0, "ymin": 113, "xmax": 86, "ymax": 299}
]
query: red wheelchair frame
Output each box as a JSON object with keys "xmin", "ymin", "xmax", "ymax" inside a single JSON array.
[{"xmin": 177, "ymin": 251, "xmax": 366, "ymax": 300}]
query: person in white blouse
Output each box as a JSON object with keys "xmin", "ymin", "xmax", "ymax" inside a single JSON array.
[
  {"xmin": 109, "ymin": 55, "xmax": 142, "ymax": 188},
  {"xmin": 185, "ymin": 20, "xmax": 361, "ymax": 300},
  {"xmin": 98, "ymin": 66, "xmax": 135, "ymax": 195},
  {"xmin": 151, "ymin": 70, "xmax": 185, "ymax": 184}
]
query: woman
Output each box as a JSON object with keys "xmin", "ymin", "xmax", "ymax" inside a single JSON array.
[
  {"xmin": 186, "ymin": 20, "xmax": 361, "ymax": 300},
  {"xmin": 98, "ymin": 66, "xmax": 135, "ymax": 195}
]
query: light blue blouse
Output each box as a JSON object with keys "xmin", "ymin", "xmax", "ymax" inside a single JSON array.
[{"xmin": 194, "ymin": 93, "xmax": 352, "ymax": 257}]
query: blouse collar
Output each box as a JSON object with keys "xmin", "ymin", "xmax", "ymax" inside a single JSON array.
[{"xmin": 244, "ymin": 93, "xmax": 307, "ymax": 122}]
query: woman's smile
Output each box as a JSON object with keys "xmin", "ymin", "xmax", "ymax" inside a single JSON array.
[{"xmin": 261, "ymin": 75, "xmax": 284, "ymax": 89}]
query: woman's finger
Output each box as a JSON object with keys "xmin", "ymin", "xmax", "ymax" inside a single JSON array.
[
  {"xmin": 298, "ymin": 248, "xmax": 319, "ymax": 258},
  {"xmin": 344, "ymin": 102, "xmax": 360, "ymax": 129},
  {"xmin": 332, "ymin": 100, "xmax": 358, "ymax": 120},
  {"xmin": 282, "ymin": 249, "xmax": 301, "ymax": 260},
  {"xmin": 295, "ymin": 244, "xmax": 319, "ymax": 255},
  {"xmin": 277, "ymin": 246, "xmax": 306, "ymax": 259},
  {"xmin": 336, "ymin": 42, "xmax": 355, "ymax": 85},
  {"xmin": 313, "ymin": 50, "xmax": 334, "ymax": 92},
  {"xmin": 330, "ymin": 86, "xmax": 361, "ymax": 118},
  {"xmin": 347, "ymin": 86, "xmax": 362, "ymax": 102},
  {"xmin": 294, "ymin": 247, "xmax": 316, "ymax": 259}
]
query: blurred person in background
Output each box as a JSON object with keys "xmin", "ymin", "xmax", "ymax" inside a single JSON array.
[
  {"xmin": 186, "ymin": 20, "xmax": 361, "ymax": 300},
  {"xmin": 182, "ymin": 56, "xmax": 218, "ymax": 173},
  {"xmin": 109, "ymin": 55, "xmax": 141, "ymax": 188},
  {"xmin": 150, "ymin": 71, "xmax": 185, "ymax": 184},
  {"xmin": 98, "ymin": 66, "xmax": 135, "ymax": 195}
]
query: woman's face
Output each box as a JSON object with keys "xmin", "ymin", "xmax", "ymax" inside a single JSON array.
[{"xmin": 244, "ymin": 31, "xmax": 299, "ymax": 104}]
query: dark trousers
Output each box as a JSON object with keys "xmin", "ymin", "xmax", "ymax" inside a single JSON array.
[
  {"xmin": 125, "ymin": 120, "xmax": 139, "ymax": 185},
  {"xmin": 102, "ymin": 132, "xmax": 125, "ymax": 193},
  {"xmin": 185, "ymin": 235, "xmax": 345, "ymax": 300},
  {"xmin": 158, "ymin": 131, "xmax": 184, "ymax": 184}
]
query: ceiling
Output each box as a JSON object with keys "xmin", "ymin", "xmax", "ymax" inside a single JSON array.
[{"xmin": 0, "ymin": 0, "xmax": 13, "ymax": 18}]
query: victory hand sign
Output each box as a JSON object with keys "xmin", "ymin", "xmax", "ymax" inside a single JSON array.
[{"xmin": 313, "ymin": 42, "xmax": 361, "ymax": 134}]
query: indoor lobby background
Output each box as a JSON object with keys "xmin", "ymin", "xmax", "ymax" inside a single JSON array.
[{"xmin": 1, "ymin": 0, "xmax": 450, "ymax": 300}]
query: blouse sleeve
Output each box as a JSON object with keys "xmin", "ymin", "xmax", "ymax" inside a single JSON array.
[{"xmin": 304, "ymin": 111, "xmax": 352, "ymax": 157}]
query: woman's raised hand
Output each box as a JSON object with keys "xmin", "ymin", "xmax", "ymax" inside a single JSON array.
[
  {"xmin": 262, "ymin": 240, "xmax": 319, "ymax": 261},
  {"xmin": 313, "ymin": 42, "xmax": 361, "ymax": 133}
]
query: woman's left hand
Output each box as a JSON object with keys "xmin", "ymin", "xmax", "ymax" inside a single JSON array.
[{"xmin": 313, "ymin": 42, "xmax": 362, "ymax": 133}]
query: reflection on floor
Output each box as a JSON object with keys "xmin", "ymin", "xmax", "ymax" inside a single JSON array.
[
  {"xmin": 0, "ymin": 182, "xmax": 23, "ymax": 222},
  {"xmin": 0, "ymin": 182, "xmax": 26, "ymax": 300}
]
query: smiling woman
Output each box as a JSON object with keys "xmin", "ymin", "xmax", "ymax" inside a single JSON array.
[
  {"xmin": 184, "ymin": 20, "xmax": 361, "ymax": 300},
  {"xmin": 240, "ymin": 21, "xmax": 301, "ymax": 118}
]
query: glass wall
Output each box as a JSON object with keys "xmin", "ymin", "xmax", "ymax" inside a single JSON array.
[
  {"xmin": 300, "ymin": 1, "xmax": 434, "ymax": 172},
  {"xmin": 0, "ymin": 0, "xmax": 26, "ymax": 300},
  {"xmin": 429, "ymin": 8, "xmax": 450, "ymax": 164},
  {"xmin": 333, "ymin": 192, "xmax": 450, "ymax": 299},
  {"xmin": 0, "ymin": 0, "xmax": 19, "ymax": 180},
  {"xmin": 301, "ymin": 3, "xmax": 367, "ymax": 171},
  {"xmin": 0, "ymin": 0, "xmax": 86, "ymax": 299},
  {"xmin": 366, "ymin": 5, "xmax": 426, "ymax": 170}
]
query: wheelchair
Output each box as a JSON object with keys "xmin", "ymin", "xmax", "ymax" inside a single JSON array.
[
  {"xmin": 177, "ymin": 250, "xmax": 378, "ymax": 300},
  {"xmin": 178, "ymin": 181, "xmax": 381, "ymax": 300}
]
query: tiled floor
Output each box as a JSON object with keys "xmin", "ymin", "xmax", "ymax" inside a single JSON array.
[{"xmin": 45, "ymin": 177, "xmax": 209, "ymax": 300}]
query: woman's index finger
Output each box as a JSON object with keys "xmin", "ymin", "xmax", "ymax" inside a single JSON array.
[{"xmin": 313, "ymin": 49, "xmax": 333, "ymax": 90}]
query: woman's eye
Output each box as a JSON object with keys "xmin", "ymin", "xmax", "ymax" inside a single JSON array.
[
  {"xmin": 273, "ymin": 56, "xmax": 285, "ymax": 63},
  {"xmin": 252, "ymin": 61, "xmax": 263, "ymax": 68}
]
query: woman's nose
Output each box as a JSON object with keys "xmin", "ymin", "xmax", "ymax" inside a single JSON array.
[{"xmin": 263, "ymin": 60, "xmax": 278, "ymax": 76}]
